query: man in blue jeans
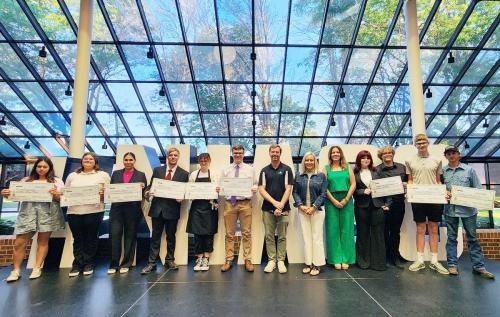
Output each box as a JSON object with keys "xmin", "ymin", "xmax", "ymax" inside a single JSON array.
[{"xmin": 443, "ymin": 145, "xmax": 494, "ymax": 279}]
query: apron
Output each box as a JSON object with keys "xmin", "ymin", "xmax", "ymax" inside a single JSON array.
[{"xmin": 186, "ymin": 170, "xmax": 218, "ymax": 235}]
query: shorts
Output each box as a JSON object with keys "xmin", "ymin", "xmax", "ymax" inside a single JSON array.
[{"xmin": 411, "ymin": 203, "xmax": 443, "ymax": 223}]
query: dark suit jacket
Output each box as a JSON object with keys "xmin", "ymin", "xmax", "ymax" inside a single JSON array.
[
  {"xmin": 353, "ymin": 169, "xmax": 391, "ymax": 208},
  {"xmin": 147, "ymin": 165, "xmax": 189, "ymax": 220},
  {"xmin": 110, "ymin": 168, "xmax": 147, "ymax": 212}
]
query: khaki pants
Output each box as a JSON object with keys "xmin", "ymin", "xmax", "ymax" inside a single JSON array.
[
  {"xmin": 263, "ymin": 211, "xmax": 289, "ymax": 262},
  {"xmin": 224, "ymin": 200, "xmax": 252, "ymax": 261}
]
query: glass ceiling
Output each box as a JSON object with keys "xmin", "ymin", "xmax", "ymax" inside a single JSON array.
[{"xmin": 0, "ymin": 0, "xmax": 498, "ymax": 158}]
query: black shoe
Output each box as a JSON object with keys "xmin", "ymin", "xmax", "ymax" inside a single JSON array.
[
  {"xmin": 68, "ymin": 266, "xmax": 80, "ymax": 277},
  {"xmin": 165, "ymin": 260, "xmax": 178, "ymax": 270},
  {"xmin": 141, "ymin": 263, "xmax": 156, "ymax": 275},
  {"xmin": 83, "ymin": 264, "xmax": 94, "ymax": 276}
]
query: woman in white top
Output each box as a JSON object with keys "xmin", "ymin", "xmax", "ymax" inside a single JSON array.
[
  {"xmin": 186, "ymin": 153, "xmax": 218, "ymax": 272},
  {"xmin": 1, "ymin": 157, "xmax": 64, "ymax": 282},
  {"xmin": 64, "ymin": 152, "xmax": 110, "ymax": 277}
]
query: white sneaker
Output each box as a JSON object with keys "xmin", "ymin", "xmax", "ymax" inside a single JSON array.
[
  {"xmin": 193, "ymin": 258, "xmax": 203, "ymax": 272},
  {"xmin": 6, "ymin": 270, "xmax": 21, "ymax": 283},
  {"xmin": 264, "ymin": 260, "xmax": 276, "ymax": 273},
  {"xmin": 119, "ymin": 267, "xmax": 129, "ymax": 274},
  {"xmin": 278, "ymin": 261, "xmax": 287, "ymax": 274},
  {"xmin": 409, "ymin": 261, "xmax": 425, "ymax": 272},
  {"xmin": 29, "ymin": 267, "xmax": 42, "ymax": 279},
  {"xmin": 201, "ymin": 257, "xmax": 209, "ymax": 271},
  {"xmin": 107, "ymin": 268, "xmax": 117, "ymax": 275},
  {"xmin": 430, "ymin": 262, "xmax": 449, "ymax": 275}
]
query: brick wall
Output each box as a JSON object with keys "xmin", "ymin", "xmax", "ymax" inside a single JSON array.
[
  {"xmin": 0, "ymin": 235, "xmax": 31, "ymax": 266},
  {"xmin": 462, "ymin": 229, "xmax": 500, "ymax": 260}
]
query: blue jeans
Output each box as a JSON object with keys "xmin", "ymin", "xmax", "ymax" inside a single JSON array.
[{"xmin": 445, "ymin": 214, "xmax": 485, "ymax": 270}]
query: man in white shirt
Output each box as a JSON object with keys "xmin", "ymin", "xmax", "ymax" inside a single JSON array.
[{"xmin": 219, "ymin": 144, "xmax": 257, "ymax": 272}]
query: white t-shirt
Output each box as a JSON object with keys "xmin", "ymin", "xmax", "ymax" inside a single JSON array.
[
  {"xmin": 405, "ymin": 154, "xmax": 442, "ymax": 185},
  {"xmin": 65, "ymin": 170, "xmax": 110, "ymax": 214}
]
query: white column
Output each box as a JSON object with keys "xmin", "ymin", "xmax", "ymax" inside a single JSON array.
[
  {"xmin": 69, "ymin": 0, "xmax": 94, "ymax": 158},
  {"xmin": 404, "ymin": 0, "xmax": 426, "ymax": 136}
]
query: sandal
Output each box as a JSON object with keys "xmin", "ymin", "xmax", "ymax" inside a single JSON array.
[
  {"xmin": 310, "ymin": 266, "xmax": 320, "ymax": 276},
  {"xmin": 302, "ymin": 265, "xmax": 312, "ymax": 274}
]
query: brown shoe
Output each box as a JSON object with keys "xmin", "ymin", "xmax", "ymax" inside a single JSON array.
[
  {"xmin": 221, "ymin": 261, "xmax": 232, "ymax": 272},
  {"xmin": 448, "ymin": 266, "xmax": 459, "ymax": 276},
  {"xmin": 245, "ymin": 260, "xmax": 254, "ymax": 272},
  {"xmin": 474, "ymin": 268, "xmax": 495, "ymax": 280}
]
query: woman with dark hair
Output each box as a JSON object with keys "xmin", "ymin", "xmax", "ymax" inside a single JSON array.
[
  {"xmin": 108, "ymin": 152, "xmax": 147, "ymax": 274},
  {"xmin": 186, "ymin": 153, "xmax": 219, "ymax": 272},
  {"xmin": 64, "ymin": 152, "xmax": 110, "ymax": 277},
  {"xmin": 353, "ymin": 150, "xmax": 391, "ymax": 271},
  {"xmin": 323, "ymin": 146, "xmax": 356, "ymax": 270},
  {"xmin": 1, "ymin": 157, "xmax": 64, "ymax": 282}
]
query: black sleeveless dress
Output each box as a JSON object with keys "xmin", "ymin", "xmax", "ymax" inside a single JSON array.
[{"xmin": 186, "ymin": 170, "xmax": 218, "ymax": 235}]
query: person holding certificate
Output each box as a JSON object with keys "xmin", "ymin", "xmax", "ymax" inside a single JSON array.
[
  {"xmin": 292, "ymin": 152, "xmax": 327, "ymax": 276},
  {"xmin": 376, "ymin": 145, "xmax": 408, "ymax": 268},
  {"xmin": 186, "ymin": 153, "xmax": 218, "ymax": 272},
  {"xmin": 353, "ymin": 151, "xmax": 390, "ymax": 271},
  {"xmin": 64, "ymin": 152, "xmax": 110, "ymax": 277},
  {"xmin": 141, "ymin": 147, "xmax": 189, "ymax": 274},
  {"xmin": 443, "ymin": 145, "xmax": 494, "ymax": 279},
  {"xmin": 1, "ymin": 157, "xmax": 64, "ymax": 282},
  {"xmin": 219, "ymin": 144, "xmax": 257, "ymax": 273},
  {"xmin": 405, "ymin": 134, "xmax": 448, "ymax": 275},
  {"xmin": 259, "ymin": 144, "xmax": 294, "ymax": 274},
  {"xmin": 107, "ymin": 152, "xmax": 147, "ymax": 275},
  {"xmin": 323, "ymin": 146, "xmax": 356, "ymax": 270}
]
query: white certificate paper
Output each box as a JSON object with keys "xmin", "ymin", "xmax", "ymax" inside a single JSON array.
[
  {"xmin": 61, "ymin": 185, "xmax": 101, "ymax": 207},
  {"xmin": 8, "ymin": 181, "xmax": 54, "ymax": 202},
  {"xmin": 370, "ymin": 176, "xmax": 404, "ymax": 198},
  {"xmin": 406, "ymin": 184, "xmax": 447, "ymax": 204},
  {"xmin": 104, "ymin": 183, "xmax": 142, "ymax": 203},
  {"xmin": 185, "ymin": 183, "xmax": 218, "ymax": 200},
  {"xmin": 220, "ymin": 177, "xmax": 253, "ymax": 197},
  {"xmin": 151, "ymin": 178, "xmax": 186, "ymax": 200},
  {"xmin": 450, "ymin": 186, "xmax": 496, "ymax": 210}
]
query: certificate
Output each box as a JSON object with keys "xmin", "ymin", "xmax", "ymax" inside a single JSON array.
[
  {"xmin": 220, "ymin": 177, "xmax": 253, "ymax": 197},
  {"xmin": 104, "ymin": 183, "xmax": 142, "ymax": 203},
  {"xmin": 185, "ymin": 183, "xmax": 218, "ymax": 200},
  {"xmin": 61, "ymin": 185, "xmax": 101, "ymax": 207},
  {"xmin": 8, "ymin": 181, "xmax": 54, "ymax": 202},
  {"xmin": 150, "ymin": 178, "xmax": 186, "ymax": 200},
  {"xmin": 370, "ymin": 176, "xmax": 404, "ymax": 198},
  {"xmin": 406, "ymin": 184, "xmax": 447, "ymax": 204},
  {"xmin": 450, "ymin": 186, "xmax": 496, "ymax": 210}
]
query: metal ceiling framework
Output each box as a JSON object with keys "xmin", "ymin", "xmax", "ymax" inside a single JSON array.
[{"xmin": 0, "ymin": 0, "xmax": 498, "ymax": 159}]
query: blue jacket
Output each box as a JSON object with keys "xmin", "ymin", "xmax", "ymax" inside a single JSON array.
[{"xmin": 292, "ymin": 172, "xmax": 328, "ymax": 210}]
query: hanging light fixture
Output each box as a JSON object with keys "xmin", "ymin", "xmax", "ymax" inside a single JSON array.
[
  {"xmin": 169, "ymin": 119, "xmax": 175, "ymax": 127},
  {"xmin": 65, "ymin": 84, "xmax": 72, "ymax": 96},
  {"xmin": 447, "ymin": 52, "xmax": 455, "ymax": 64},
  {"xmin": 330, "ymin": 117, "xmax": 336, "ymax": 127},
  {"xmin": 24, "ymin": 141, "xmax": 31, "ymax": 149},
  {"xmin": 38, "ymin": 46, "xmax": 47, "ymax": 58},
  {"xmin": 159, "ymin": 86, "xmax": 166, "ymax": 96},
  {"xmin": 102, "ymin": 141, "xmax": 108, "ymax": 150},
  {"xmin": 147, "ymin": 46, "xmax": 154, "ymax": 59},
  {"xmin": 425, "ymin": 88, "xmax": 432, "ymax": 98},
  {"xmin": 339, "ymin": 87, "xmax": 345, "ymax": 98},
  {"xmin": 482, "ymin": 119, "xmax": 489, "ymax": 128},
  {"xmin": 464, "ymin": 141, "xmax": 470, "ymax": 149},
  {"xmin": 0, "ymin": 115, "xmax": 6, "ymax": 126},
  {"xmin": 86, "ymin": 116, "xmax": 92, "ymax": 125}
]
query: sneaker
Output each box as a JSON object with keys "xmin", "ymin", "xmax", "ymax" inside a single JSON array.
[
  {"xmin": 107, "ymin": 268, "xmax": 117, "ymax": 275},
  {"xmin": 119, "ymin": 267, "xmax": 129, "ymax": 274},
  {"xmin": 429, "ymin": 262, "xmax": 449, "ymax": 275},
  {"xmin": 302, "ymin": 265, "xmax": 312, "ymax": 274},
  {"xmin": 409, "ymin": 261, "xmax": 425, "ymax": 272},
  {"xmin": 277, "ymin": 261, "xmax": 287, "ymax": 274},
  {"xmin": 29, "ymin": 267, "xmax": 42, "ymax": 279},
  {"xmin": 141, "ymin": 263, "xmax": 156, "ymax": 275},
  {"xmin": 165, "ymin": 261, "xmax": 178, "ymax": 270},
  {"xmin": 474, "ymin": 268, "xmax": 495, "ymax": 280},
  {"xmin": 448, "ymin": 266, "xmax": 459, "ymax": 276},
  {"xmin": 193, "ymin": 258, "xmax": 203, "ymax": 272},
  {"xmin": 200, "ymin": 257, "xmax": 209, "ymax": 271},
  {"xmin": 264, "ymin": 260, "xmax": 276, "ymax": 273},
  {"xmin": 83, "ymin": 265, "xmax": 94, "ymax": 276},
  {"xmin": 310, "ymin": 266, "xmax": 320, "ymax": 276},
  {"xmin": 6, "ymin": 270, "xmax": 21, "ymax": 283},
  {"xmin": 68, "ymin": 267, "xmax": 80, "ymax": 277}
]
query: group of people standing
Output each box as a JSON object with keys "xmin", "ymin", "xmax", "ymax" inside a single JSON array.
[{"xmin": 2, "ymin": 134, "xmax": 495, "ymax": 282}]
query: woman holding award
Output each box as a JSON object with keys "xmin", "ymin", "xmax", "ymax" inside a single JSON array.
[
  {"xmin": 2, "ymin": 157, "xmax": 64, "ymax": 282},
  {"xmin": 64, "ymin": 152, "xmax": 110, "ymax": 277},
  {"xmin": 186, "ymin": 153, "xmax": 219, "ymax": 272},
  {"xmin": 107, "ymin": 152, "xmax": 147, "ymax": 274}
]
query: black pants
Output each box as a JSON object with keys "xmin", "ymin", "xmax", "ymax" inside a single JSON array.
[
  {"xmin": 384, "ymin": 200, "xmax": 405, "ymax": 263},
  {"xmin": 194, "ymin": 234, "xmax": 214, "ymax": 255},
  {"xmin": 67, "ymin": 212, "xmax": 104, "ymax": 269},
  {"xmin": 147, "ymin": 217, "xmax": 178, "ymax": 264},
  {"xmin": 355, "ymin": 203, "xmax": 386, "ymax": 271},
  {"xmin": 109, "ymin": 206, "xmax": 141, "ymax": 268}
]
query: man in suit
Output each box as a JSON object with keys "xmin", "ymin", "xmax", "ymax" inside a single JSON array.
[{"xmin": 141, "ymin": 147, "xmax": 190, "ymax": 274}]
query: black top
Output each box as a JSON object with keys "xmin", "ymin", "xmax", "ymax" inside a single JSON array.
[
  {"xmin": 376, "ymin": 162, "xmax": 407, "ymax": 202},
  {"xmin": 109, "ymin": 168, "xmax": 147, "ymax": 212},
  {"xmin": 258, "ymin": 162, "xmax": 294, "ymax": 212},
  {"xmin": 353, "ymin": 170, "xmax": 391, "ymax": 208}
]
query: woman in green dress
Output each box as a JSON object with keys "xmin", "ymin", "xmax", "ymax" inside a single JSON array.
[{"xmin": 323, "ymin": 146, "xmax": 356, "ymax": 269}]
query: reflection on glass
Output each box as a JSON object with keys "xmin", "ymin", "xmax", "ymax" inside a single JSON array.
[
  {"xmin": 121, "ymin": 113, "xmax": 155, "ymax": 136},
  {"xmin": 465, "ymin": 87, "xmax": 499, "ymax": 113},
  {"xmin": 471, "ymin": 139, "xmax": 499, "ymax": 157},
  {"xmin": 443, "ymin": 115, "xmax": 480, "ymax": 138},
  {"xmin": 86, "ymin": 137, "xmax": 115, "ymax": 156},
  {"xmin": 300, "ymin": 138, "xmax": 322, "ymax": 156},
  {"xmin": 36, "ymin": 138, "xmax": 66, "ymax": 156},
  {"xmin": 304, "ymin": 114, "xmax": 328, "ymax": 138},
  {"xmin": 387, "ymin": 86, "xmax": 410, "ymax": 113},
  {"xmin": 53, "ymin": 44, "xmax": 98, "ymax": 80},
  {"xmin": 12, "ymin": 113, "xmax": 51, "ymax": 136},
  {"xmin": 17, "ymin": 43, "xmax": 65, "ymax": 80},
  {"xmin": 323, "ymin": 0, "xmax": 361, "ymax": 45},
  {"xmin": 420, "ymin": 49, "xmax": 442, "ymax": 82},
  {"xmin": 427, "ymin": 115, "xmax": 454, "ymax": 137},
  {"xmin": 278, "ymin": 138, "xmax": 300, "ymax": 156},
  {"xmin": 0, "ymin": 139, "xmax": 20, "ymax": 157},
  {"xmin": 150, "ymin": 113, "xmax": 176, "ymax": 137},
  {"xmin": 336, "ymin": 85, "xmax": 365, "ymax": 112},
  {"xmin": 95, "ymin": 112, "xmax": 129, "ymax": 137},
  {"xmin": 12, "ymin": 138, "xmax": 42, "ymax": 156}
]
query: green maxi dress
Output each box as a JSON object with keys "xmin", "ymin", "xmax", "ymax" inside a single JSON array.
[{"xmin": 324, "ymin": 164, "xmax": 355, "ymax": 264}]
